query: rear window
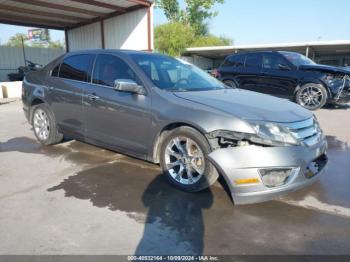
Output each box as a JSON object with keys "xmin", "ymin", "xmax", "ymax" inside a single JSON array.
[{"xmin": 59, "ymin": 54, "xmax": 94, "ymax": 82}]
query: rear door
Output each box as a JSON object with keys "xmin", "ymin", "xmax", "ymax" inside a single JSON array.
[
  {"xmin": 260, "ymin": 53, "xmax": 298, "ymax": 98},
  {"xmin": 83, "ymin": 53, "xmax": 152, "ymax": 157},
  {"xmin": 47, "ymin": 54, "xmax": 95, "ymax": 138}
]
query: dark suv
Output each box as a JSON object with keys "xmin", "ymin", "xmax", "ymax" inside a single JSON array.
[{"xmin": 217, "ymin": 51, "xmax": 350, "ymax": 110}]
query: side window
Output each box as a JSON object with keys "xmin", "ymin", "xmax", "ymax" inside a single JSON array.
[
  {"xmin": 263, "ymin": 53, "xmax": 288, "ymax": 69},
  {"xmin": 59, "ymin": 54, "xmax": 94, "ymax": 82},
  {"xmin": 222, "ymin": 55, "xmax": 244, "ymax": 67},
  {"xmin": 245, "ymin": 53, "xmax": 262, "ymax": 68},
  {"xmin": 92, "ymin": 54, "xmax": 139, "ymax": 87},
  {"xmin": 51, "ymin": 64, "xmax": 60, "ymax": 77}
]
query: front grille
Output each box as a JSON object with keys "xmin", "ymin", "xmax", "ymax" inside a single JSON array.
[{"xmin": 282, "ymin": 118, "xmax": 322, "ymax": 146}]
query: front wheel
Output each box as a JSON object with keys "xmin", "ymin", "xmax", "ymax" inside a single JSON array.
[
  {"xmin": 159, "ymin": 126, "xmax": 219, "ymax": 192},
  {"xmin": 296, "ymin": 83, "xmax": 328, "ymax": 110}
]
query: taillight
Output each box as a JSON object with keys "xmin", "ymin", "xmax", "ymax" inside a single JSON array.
[{"xmin": 211, "ymin": 69, "xmax": 221, "ymax": 78}]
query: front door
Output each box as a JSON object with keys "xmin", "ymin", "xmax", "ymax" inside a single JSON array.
[
  {"xmin": 83, "ymin": 54, "xmax": 152, "ymax": 156},
  {"xmin": 238, "ymin": 53, "xmax": 264, "ymax": 92},
  {"xmin": 260, "ymin": 53, "xmax": 298, "ymax": 98}
]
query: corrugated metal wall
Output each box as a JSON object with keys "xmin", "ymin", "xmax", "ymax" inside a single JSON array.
[
  {"xmin": 181, "ymin": 56, "xmax": 214, "ymax": 70},
  {"xmin": 104, "ymin": 8, "xmax": 149, "ymax": 50},
  {"xmin": 67, "ymin": 8, "xmax": 152, "ymax": 51},
  {"xmin": 0, "ymin": 46, "xmax": 64, "ymax": 81},
  {"xmin": 67, "ymin": 22, "xmax": 102, "ymax": 51}
]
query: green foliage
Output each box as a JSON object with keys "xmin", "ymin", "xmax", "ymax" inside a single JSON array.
[
  {"xmin": 190, "ymin": 35, "xmax": 232, "ymax": 47},
  {"xmin": 5, "ymin": 33, "xmax": 29, "ymax": 48},
  {"xmin": 5, "ymin": 33, "xmax": 64, "ymax": 49},
  {"xmin": 154, "ymin": 22, "xmax": 195, "ymax": 57},
  {"xmin": 184, "ymin": 0, "xmax": 224, "ymax": 36},
  {"xmin": 155, "ymin": 0, "xmax": 181, "ymax": 21},
  {"xmin": 155, "ymin": 0, "xmax": 225, "ymax": 36},
  {"xmin": 154, "ymin": 22, "xmax": 232, "ymax": 56}
]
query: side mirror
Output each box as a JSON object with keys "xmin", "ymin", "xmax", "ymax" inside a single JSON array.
[
  {"xmin": 114, "ymin": 79, "xmax": 145, "ymax": 95},
  {"xmin": 278, "ymin": 64, "xmax": 291, "ymax": 71}
]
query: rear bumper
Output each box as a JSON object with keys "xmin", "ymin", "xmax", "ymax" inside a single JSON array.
[{"xmin": 208, "ymin": 139, "xmax": 328, "ymax": 205}]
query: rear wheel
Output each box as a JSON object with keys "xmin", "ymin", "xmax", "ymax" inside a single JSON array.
[
  {"xmin": 159, "ymin": 126, "xmax": 219, "ymax": 192},
  {"xmin": 223, "ymin": 79, "xmax": 238, "ymax": 88},
  {"xmin": 32, "ymin": 104, "xmax": 63, "ymax": 145},
  {"xmin": 296, "ymin": 83, "xmax": 328, "ymax": 110}
]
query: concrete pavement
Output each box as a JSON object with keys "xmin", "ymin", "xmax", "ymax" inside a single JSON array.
[{"xmin": 1, "ymin": 99, "xmax": 350, "ymax": 255}]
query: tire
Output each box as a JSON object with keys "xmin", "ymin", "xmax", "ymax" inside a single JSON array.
[
  {"xmin": 223, "ymin": 79, "xmax": 238, "ymax": 88},
  {"xmin": 159, "ymin": 126, "xmax": 219, "ymax": 192},
  {"xmin": 296, "ymin": 83, "xmax": 328, "ymax": 110},
  {"xmin": 31, "ymin": 103, "xmax": 63, "ymax": 145}
]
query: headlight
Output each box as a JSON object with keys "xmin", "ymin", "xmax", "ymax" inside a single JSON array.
[
  {"xmin": 324, "ymin": 74, "xmax": 345, "ymax": 87},
  {"xmin": 249, "ymin": 122, "xmax": 300, "ymax": 146},
  {"xmin": 209, "ymin": 121, "xmax": 300, "ymax": 147}
]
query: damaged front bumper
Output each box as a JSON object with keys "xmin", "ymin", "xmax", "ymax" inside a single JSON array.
[
  {"xmin": 208, "ymin": 139, "xmax": 328, "ymax": 204},
  {"xmin": 331, "ymin": 75, "xmax": 350, "ymax": 105}
]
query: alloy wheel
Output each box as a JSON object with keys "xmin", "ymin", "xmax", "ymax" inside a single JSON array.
[
  {"xmin": 164, "ymin": 136, "xmax": 205, "ymax": 185},
  {"xmin": 298, "ymin": 86, "xmax": 324, "ymax": 109},
  {"xmin": 33, "ymin": 109, "xmax": 50, "ymax": 141}
]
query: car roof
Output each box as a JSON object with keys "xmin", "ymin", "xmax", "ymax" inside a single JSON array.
[{"xmin": 64, "ymin": 49, "xmax": 166, "ymax": 58}]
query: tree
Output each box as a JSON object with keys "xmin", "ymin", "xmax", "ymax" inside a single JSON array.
[
  {"xmin": 191, "ymin": 35, "xmax": 232, "ymax": 47},
  {"xmin": 154, "ymin": 22, "xmax": 195, "ymax": 57},
  {"xmin": 155, "ymin": 0, "xmax": 225, "ymax": 36},
  {"xmin": 5, "ymin": 33, "xmax": 29, "ymax": 48},
  {"xmin": 154, "ymin": 22, "xmax": 232, "ymax": 56},
  {"xmin": 155, "ymin": 0, "xmax": 181, "ymax": 21},
  {"xmin": 5, "ymin": 32, "xmax": 64, "ymax": 49}
]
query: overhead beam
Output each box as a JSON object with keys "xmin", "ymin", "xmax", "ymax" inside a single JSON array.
[
  {"xmin": 11, "ymin": 0, "xmax": 106, "ymax": 17},
  {"xmin": 127, "ymin": 0, "xmax": 151, "ymax": 7},
  {"xmin": 67, "ymin": 4, "xmax": 145, "ymax": 29},
  {"xmin": 0, "ymin": 12, "xmax": 75, "ymax": 27},
  {"xmin": 0, "ymin": 4, "xmax": 85, "ymax": 22},
  {"xmin": 69, "ymin": 0, "xmax": 126, "ymax": 12},
  {"xmin": 0, "ymin": 18, "xmax": 65, "ymax": 30}
]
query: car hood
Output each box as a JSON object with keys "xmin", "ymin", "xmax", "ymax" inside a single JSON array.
[
  {"xmin": 173, "ymin": 89, "xmax": 312, "ymax": 123},
  {"xmin": 299, "ymin": 64, "xmax": 350, "ymax": 75}
]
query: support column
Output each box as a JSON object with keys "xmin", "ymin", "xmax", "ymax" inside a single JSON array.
[
  {"xmin": 64, "ymin": 28, "xmax": 69, "ymax": 52},
  {"xmin": 101, "ymin": 20, "xmax": 105, "ymax": 49},
  {"xmin": 306, "ymin": 46, "xmax": 310, "ymax": 57}
]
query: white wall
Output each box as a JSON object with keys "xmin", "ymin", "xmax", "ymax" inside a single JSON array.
[
  {"xmin": 67, "ymin": 22, "xmax": 102, "ymax": 51},
  {"xmin": 104, "ymin": 8, "xmax": 151, "ymax": 50},
  {"xmin": 67, "ymin": 7, "xmax": 153, "ymax": 51},
  {"xmin": 181, "ymin": 55, "xmax": 214, "ymax": 70}
]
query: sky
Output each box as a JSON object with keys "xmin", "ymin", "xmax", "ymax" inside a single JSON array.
[{"xmin": 1, "ymin": 0, "xmax": 350, "ymax": 46}]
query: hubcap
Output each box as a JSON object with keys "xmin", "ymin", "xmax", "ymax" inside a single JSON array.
[
  {"xmin": 33, "ymin": 109, "xmax": 50, "ymax": 141},
  {"xmin": 299, "ymin": 86, "xmax": 323, "ymax": 108},
  {"xmin": 164, "ymin": 137, "xmax": 205, "ymax": 185}
]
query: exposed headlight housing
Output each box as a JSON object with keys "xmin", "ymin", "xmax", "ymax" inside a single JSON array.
[
  {"xmin": 208, "ymin": 122, "xmax": 300, "ymax": 147},
  {"xmin": 249, "ymin": 122, "xmax": 300, "ymax": 146}
]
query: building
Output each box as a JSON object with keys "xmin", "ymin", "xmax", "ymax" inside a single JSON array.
[
  {"xmin": 0, "ymin": 0, "xmax": 154, "ymax": 52},
  {"xmin": 183, "ymin": 40, "xmax": 350, "ymax": 70}
]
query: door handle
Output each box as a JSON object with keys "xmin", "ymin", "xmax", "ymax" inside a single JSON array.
[{"xmin": 87, "ymin": 93, "xmax": 99, "ymax": 101}]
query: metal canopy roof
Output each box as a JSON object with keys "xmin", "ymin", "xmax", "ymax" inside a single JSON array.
[
  {"xmin": 185, "ymin": 40, "xmax": 350, "ymax": 59},
  {"xmin": 0, "ymin": 0, "xmax": 152, "ymax": 30}
]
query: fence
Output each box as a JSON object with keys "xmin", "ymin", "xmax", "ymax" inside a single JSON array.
[{"xmin": 0, "ymin": 46, "xmax": 65, "ymax": 81}]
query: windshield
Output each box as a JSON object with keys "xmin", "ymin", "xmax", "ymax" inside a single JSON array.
[
  {"xmin": 130, "ymin": 54, "xmax": 226, "ymax": 92},
  {"xmin": 279, "ymin": 51, "xmax": 316, "ymax": 67}
]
